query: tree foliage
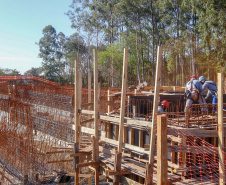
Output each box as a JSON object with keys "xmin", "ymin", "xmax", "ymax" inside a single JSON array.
[{"xmin": 30, "ymin": 0, "xmax": 225, "ymax": 86}]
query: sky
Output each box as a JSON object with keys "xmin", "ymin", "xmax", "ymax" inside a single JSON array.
[{"xmin": 0, "ymin": 0, "xmax": 75, "ymax": 74}]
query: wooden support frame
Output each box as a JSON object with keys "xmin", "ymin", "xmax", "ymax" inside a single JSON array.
[
  {"xmin": 93, "ymin": 49, "xmax": 100, "ymax": 184},
  {"xmin": 74, "ymin": 60, "xmax": 80, "ymax": 185},
  {"xmin": 114, "ymin": 48, "xmax": 128, "ymax": 184},
  {"xmin": 218, "ymin": 73, "xmax": 225, "ymax": 185},
  {"xmin": 157, "ymin": 114, "xmax": 168, "ymax": 185},
  {"xmin": 147, "ymin": 46, "xmax": 162, "ymax": 185}
]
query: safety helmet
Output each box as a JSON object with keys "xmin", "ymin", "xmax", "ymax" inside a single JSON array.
[
  {"xmin": 161, "ymin": 100, "xmax": 169, "ymax": 108},
  {"xmin": 190, "ymin": 75, "xmax": 197, "ymax": 80},
  {"xmin": 199, "ymin": 76, "xmax": 207, "ymax": 84}
]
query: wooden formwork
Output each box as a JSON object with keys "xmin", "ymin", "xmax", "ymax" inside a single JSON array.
[
  {"xmin": 0, "ymin": 48, "xmax": 225, "ymax": 184},
  {"xmin": 72, "ymin": 47, "xmax": 226, "ymax": 184}
]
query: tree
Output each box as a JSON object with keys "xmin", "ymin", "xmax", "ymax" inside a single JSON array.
[
  {"xmin": 24, "ymin": 67, "xmax": 42, "ymax": 76},
  {"xmin": 0, "ymin": 68, "xmax": 20, "ymax": 75}
]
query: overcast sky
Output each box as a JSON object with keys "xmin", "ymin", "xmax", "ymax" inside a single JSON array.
[{"xmin": 0, "ymin": 0, "xmax": 75, "ymax": 74}]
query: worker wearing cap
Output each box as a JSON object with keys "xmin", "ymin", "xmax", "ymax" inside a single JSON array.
[
  {"xmin": 185, "ymin": 75, "xmax": 207, "ymax": 111},
  {"xmin": 199, "ymin": 76, "xmax": 217, "ymax": 101},
  {"xmin": 158, "ymin": 100, "xmax": 169, "ymax": 113},
  {"xmin": 199, "ymin": 76, "xmax": 218, "ymax": 111}
]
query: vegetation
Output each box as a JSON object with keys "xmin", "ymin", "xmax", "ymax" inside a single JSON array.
[
  {"xmin": 0, "ymin": 68, "xmax": 20, "ymax": 75},
  {"xmin": 25, "ymin": 0, "xmax": 226, "ymax": 86}
]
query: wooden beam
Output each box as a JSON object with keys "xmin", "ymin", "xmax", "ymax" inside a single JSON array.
[
  {"xmin": 88, "ymin": 72, "xmax": 92, "ymax": 129},
  {"xmin": 79, "ymin": 126, "xmax": 105, "ymax": 137},
  {"xmin": 93, "ymin": 48, "xmax": 99, "ymax": 185},
  {"xmin": 76, "ymin": 161, "xmax": 99, "ymax": 168},
  {"xmin": 70, "ymin": 152, "xmax": 92, "ymax": 157},
  {"xmin": 108, "ymin": 90, "xmax": 111, "ymax": 113},
  {"xmin": 81, "ymin": 110, "xmax": 152, "ymax": 127},
  {"xmin": 80, "ymin": 118, "xmax": 94, "ymax": 125},
  {"xmin": 147, "ymin": 46, "xmax": 162, "ymax": 185},
  {"xmin": 121, "ymin": 176, "xmax": 143, "ymax": 185},
  {"xmin": 48, "ymin": 159, "xmax": 73, "ymax": 163},
  {"xmin": 107, "ymin": 170, "xmax": 131, "ymax": 176},
  {"xmin": 113, "ymin": 152, "xmax": 122, "ymax": 184},
  {"xmin": 74, "ymin": 60, "xmax": 80, "ymax": 185},
  {"xmin": 118, "ymin": 48, "xmax": 128, "ymax": 152},
  {"xmin": 157, "ymin": 115, "xmax": 168, "ymax": 185},
  {"xmin": 171, "ymin": 140, "xmax": 176, "ymax": 173},
  {"xmin": 46, "ymin": 151, "xmax": 71, "ymax": 154},
  {"xmin": 218, "ymin": 73, "xmax": 225, "ymax": 185}
]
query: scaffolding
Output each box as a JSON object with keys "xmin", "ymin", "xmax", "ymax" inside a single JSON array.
[{"xmin": 0, "ymin": 48, "xmax": 226, "ymax": 185}]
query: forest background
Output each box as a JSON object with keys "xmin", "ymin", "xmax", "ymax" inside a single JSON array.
[{"xmin": 1, "ymin": 0, "xmax": 225, "ymax": 87}]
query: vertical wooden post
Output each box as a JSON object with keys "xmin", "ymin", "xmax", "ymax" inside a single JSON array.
[
  {"xmin": 171, "ymin": 140, "xmax": 175, "ymax": 173},
  {"xmin": 93, "ymin": 49, "xmax": 100, "ymax": 184},
  {"xmin": 139, "ymin": 130, "xmax": 144, "ymax": 156},
  {"xmin": 79, "ymin": 72, "xmax": 82, "ymax": 108},
  {"xmin": 147, "ymin": 46, "xmax": 162, "ymax": 185},
  {"xmin": 108, "ymin": 90, "xmax": 111, "ymax": 114},
  {"xmin": 106, "ymin": 90, "xmax": 111, "ymax": 139},
  {"xmin": 139, "ymin": 129, "xmax": 144, "ymax": 183},
  {"xmin": 130, "ymin": 128, "xmax": 135, "ymax": 146},
  {"xmin": 115, "ymin": 124, "xmax": 119, "ymax": 141},
  {"xmin": 88, "ymin": 72, "xmax": 92, "ymax": 185},
  {"xmin": 88, "ymin": 72, "xmax": 92, "ymax": 127},
  {"xmin": 127, "ymin": 96, "xmax": 130, "ymax": 117},
  {"xmin": 123, "ymin": 127, "xmax": 128, "ymax": 144},
  {"xmin": 133, "ymin": 106, "xmax": 136, "ymax": 118},
  {"xmin": 218, "ymin": 73, "xmax": 225, "ymax": 185},
  {"xmin": 114, "ymin": 48, "xmax": 128, "ymax": 184},
  {"xmin": 178, "ymin": 136, "xmax": 186, "ymax": 178},
  {"xmin": 117, "ymin": 48, "xmax": 128, "ymax": 152},
  {"xmin": 157, "ymin": 114, "xmax": 168, "ymax": 185},
  {"xmin": 74, "ymin": 60, "xmax": 80, "ymax": 185}
]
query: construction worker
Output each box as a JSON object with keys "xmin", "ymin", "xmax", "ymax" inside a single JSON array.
[
  {"xmin": 185, "ymin": 75, "xmax": 207, "ymax": 111},
  {"xmin": 199, "ymin": 76, "xmax": 218, "ymax": 110},
  {"xmin": 199, "ymin": 76, "xmax": 217, "ymax": 101},
  {"xmin": 158, "ymin": 100, "xmax": 169, "ymax": 113}
]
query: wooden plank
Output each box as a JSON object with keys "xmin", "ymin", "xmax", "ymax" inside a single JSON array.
[
  {"xmin": 107, "ymin": 170, "xmax": 131, "ymax": 176},
  {"xmin": 147, "ymin": 46, "xmax": 162, "ymax": 185},
  {"xmin": 88, "ymin": 72, "xmax": 92, "ymax": 129},
  {"xmin": 48, "ymin": 159, "xmax": 73, "ymax": 163},
  {"xmin": 74, "ymin": 60, "xmax": 80, "ymax": 185},
  {"xmin": 157, "ymin": 115, "xmax": 168, "ymax": 185},
  {"xmin": 93, "ymin": 48, "xmax": 99, "ymax": 185},
  {"xmin": 46, "ymin": 151, "xmax": 70, "ymax": 154},
  {"xmin": 76, "ymin": 161, "xmax": 99, "ymax": 168},
  {"xmin": 121, "ymin": 176, "xmax": 143, "ymax": 185},
  {"xmin": 171, "ymin": 140, "xmax": 176, "ymax": 173},
  {"xmin": 218, "ymin": 73, "xmax": 225, "ymax": 185},
  {"xmin": 114, "ymin": 152, "xmax": 122, "ymax": 184},
  {"xmin": 100, "ymin": 136, "xmax": 149, "ymax": 154},
  {"xmin": 70, "ymin": 152, "xmax": 91, "ymax": 157},
  {"xmin": 80, "ymin": 118, "xmax": 94, "ymax": 125},
  {"xmin": 80, "ymin": 110, "xmax": 152, "ymax": 127},
  {"xmin": 79, "ymin": 126, "xmax": 105, "ymax": 138}
]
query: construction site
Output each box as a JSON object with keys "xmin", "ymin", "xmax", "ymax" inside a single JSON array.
[{"xmin": 0, "ymin": 47, "xmax": 226, "ymax": 185}]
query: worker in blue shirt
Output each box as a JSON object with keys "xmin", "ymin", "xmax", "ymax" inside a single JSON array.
[
  {"xmin": 185, "ymin": 75, "xmax": 207, "ymax": 111},
  {"xmin": 199, "ymin": 76, "xmax": 217, "ymax": 101},
  {"xmin": 199, "ymin": 76, "xmax": 218, "ymax": 110}
]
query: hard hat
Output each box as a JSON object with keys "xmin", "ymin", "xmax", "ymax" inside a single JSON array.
[
  {"xmin": 190, "ymin": 75, "xmax": 197, "ymax": 80},
  {"xmin": 161, "ymin": 100, "xmax": 169, "ymax": 108},
  {"xmin": 199, "ymin": 76, "xmax": 207, "ymax": 84}
]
